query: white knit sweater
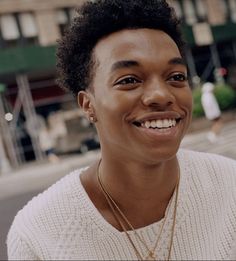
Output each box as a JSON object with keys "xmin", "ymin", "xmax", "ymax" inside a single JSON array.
[{"xmin": 7, "ymin": 149, "xmax": 236, "ymax": 260}]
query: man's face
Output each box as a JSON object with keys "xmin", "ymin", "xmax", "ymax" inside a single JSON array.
[{"xmin": 83, "ymin": 28, "xmax": 192, "ymax": 163}]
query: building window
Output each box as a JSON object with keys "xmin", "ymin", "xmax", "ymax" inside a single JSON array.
[
  {"xmin": 69, "ymin": 8, "xmax": 77, "ymax": 21},
  {"xmin": 19, "ymin": 13, "xmax": 38, "ymax": 41},
  {"xmin": 0, "ymin": 13, "xmax": 39, "ymax": 47},
  {"xmin": 194, "ymin": 0, "xmax": 208, "ymax": 22},
  {"xmin": 56, "ymin": 9, "xmax": 70, "ymax": 36},
  {"xmin": 170, "ymin": 0, "xmax": 183, "ymax": 19},
  {"xmin": 0, "ymin": 14, "xmax": 20, "ymax": 46},
  {"xmin": 18, "ymin": 12, "xmax": 38, "ymax": 45},
  {"xmin": 228, "ymin": 0, "xmax": 236, "ymax": 22},
  {"xmin": 183, "ymin": 0, "xmax": 197, "ymax": 25}
]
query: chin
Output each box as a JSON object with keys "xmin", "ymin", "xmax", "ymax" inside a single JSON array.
[{"xmin": 140, "ymin": 145, "xmax": 180, "ymax": 165}]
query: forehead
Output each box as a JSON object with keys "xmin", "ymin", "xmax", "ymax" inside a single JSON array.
[{"xmin": 93, "ymin": 28, "xmax": 182, "ymax": 69}]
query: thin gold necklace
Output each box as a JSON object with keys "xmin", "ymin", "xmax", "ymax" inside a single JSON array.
[
  {"xmin": 100, "ymin": 181, "xmax": 173, "ymax": 260},
  {"xmin": 97, "ymin": 159, "xmax": 180, "ymax": 260},
  {"xmin": 99, "ymin": 173, "xmax": 173, "ymax": 260},
  {"xmin": 100, "ymin": 185, "xmax": 144, "ymax": 260}
]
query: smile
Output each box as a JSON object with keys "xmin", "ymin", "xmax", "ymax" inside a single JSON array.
[{"xmin": 133, "ymin": 118, "xmax": 181, "ymax": 130}]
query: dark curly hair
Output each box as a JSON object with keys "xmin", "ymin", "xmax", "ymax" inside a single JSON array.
[{"xmin": 56, "ymin": 0, "xmax": 185, "ymax": 96}]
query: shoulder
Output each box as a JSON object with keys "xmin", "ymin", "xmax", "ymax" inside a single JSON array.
[
  {"xmin": 7, "ymin": 167, "xmax": 88, "ymax": 250},
  {"xmin": 178, "ymin": 149, "xmax": 236, "ymax": 189}
]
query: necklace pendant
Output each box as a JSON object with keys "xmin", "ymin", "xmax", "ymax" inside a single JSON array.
[{"xmin": 146, "ymin": 251, "xmax": 156, "ymax": 260}]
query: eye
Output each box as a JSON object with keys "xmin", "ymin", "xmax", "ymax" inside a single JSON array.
[
  {"xmin": 168, "ymin": 73, "xmax": 188, "ymax": 82},
  {"xmin": 114, "ymin": 76, "xmax": 142, "ymax": 86}
]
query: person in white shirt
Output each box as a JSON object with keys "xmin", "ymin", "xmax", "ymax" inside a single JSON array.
[{"xmin": 201, "ymin": 82, "xmax": 223, "ymax": 143}]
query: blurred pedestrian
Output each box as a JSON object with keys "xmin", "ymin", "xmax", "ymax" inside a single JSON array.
[
  {"xmin": 201, "ymin": 82, "xmax": 223, "ymax": 143},
  {"xmin": 38, "ymin": 121, "xmax": 60, "ymax": 163},
  {"xmin": 27, "ymin": 113, "xmax": 60, "ymax": 163}
]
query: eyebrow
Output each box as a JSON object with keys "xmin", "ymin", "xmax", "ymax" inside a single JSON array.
[
  {"xmin": 110, "ymin": 57, "xmax": 186, "ymax": 73},
  {"xmin": 168, "ymin": 57, "xmax": 187, "ymax": 66},
  {"xmin": 111, "ymin": 60, "xmax": 140, "ymax": 72}
]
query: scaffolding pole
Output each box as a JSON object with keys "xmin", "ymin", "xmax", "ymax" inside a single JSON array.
[
  {"xmin": 0, "ymin": 132, "xmax": 11, "ymax": 175},
  {"xmin": 16, "ymin": 74, "xmax": 45, "ymax": 161},
  {"xmin": 210, "ymin": 43, "xmax": 225, "ymax": 84},
  {"xmin": 185, "ymin": 46, "xmax": 200, "ymax": 88},
  {"xmin": 0, "ymin": 93, "xmax": 20, "ymax": 168},
  {"xmin": 9, "ymin": 88, "xmax": 27, "ymax": 163}
]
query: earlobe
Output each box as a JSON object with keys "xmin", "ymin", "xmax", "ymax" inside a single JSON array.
[{"xmin": 78, "ymin": 91, "xmax": 97, "ymax": 122}]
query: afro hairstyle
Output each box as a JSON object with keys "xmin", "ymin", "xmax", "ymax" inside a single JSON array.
[{"xmin": 56, "ymin": 0, "xmax": 185, "ymax": 96}]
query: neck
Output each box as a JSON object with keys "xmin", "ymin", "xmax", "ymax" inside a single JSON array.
[{"xmin": 97, "ymin": 153, "xmax": 179, "ymax": 211}]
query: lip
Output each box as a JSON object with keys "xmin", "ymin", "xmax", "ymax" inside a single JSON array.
[
  {"xmin": 130, "ymin": 111, "xmax": 184, "ymax": 141},
  {"xmin": 132, "ymin": 111, "xmax": 182, "ymax": 124},
  {"xmin": 133, "ymin": 120, "xmax": 181, "ymax": 140}
]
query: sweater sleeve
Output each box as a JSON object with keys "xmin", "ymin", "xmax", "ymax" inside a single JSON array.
[{"xmin": 7, "ymin": 225, "xmax": 39, "ymax": 261}]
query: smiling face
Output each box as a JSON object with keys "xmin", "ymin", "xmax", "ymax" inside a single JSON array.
[{"xmin": 79, "ymin": 28, "xmax": 192, "ymax": 164}]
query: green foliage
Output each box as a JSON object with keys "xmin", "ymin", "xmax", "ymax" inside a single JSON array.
[
  {"xmin": 0, "ymin": 83, "xmax": 6, "ymax": 93},
  {"xmin": 192, "ymin": 83, "xmax": 236, "ymax": 118},
  {"xmin": 192, "ymin": 87, "xmax": 204, "ymax": 118},
  {"xmin": 214, "ymin": 83, "xmax": 236, "ymax": 110}
]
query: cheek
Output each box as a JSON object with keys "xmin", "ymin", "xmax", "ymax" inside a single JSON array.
[
  {"xmin": 97, "ymin": 90, "xmax": 138, "ymax": 116},
  {"xmin": 95, "ymin": 92, "xmax": 135, "ymax": 143},
  {"xmin": 176, "ymin": 88, "xmax": 193, "ymax": 112},
  {"xmin": 186, "ymin": 91, "xmax": 193, "ymax": 112}
]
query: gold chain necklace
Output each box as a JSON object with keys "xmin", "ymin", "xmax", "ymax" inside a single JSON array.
[
  {"xmin": 99, "ymin": 184, "xmax": 144, "ymax": 260},
  {"xmin": 97, "ymin": 159, "xmax": 180, "ymax": 260},
  {"xmin": 98, "ymin": 172, "xmax": 173, "ymax": 260}
]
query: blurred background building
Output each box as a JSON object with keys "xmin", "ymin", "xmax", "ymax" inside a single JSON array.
[
  {"xmin": 0, "ymin": 0, "xmax": 236, "ymax": 171},
  {"xmin": 0, "ymin": 0, "xmax": 100, "ymax": 171}
]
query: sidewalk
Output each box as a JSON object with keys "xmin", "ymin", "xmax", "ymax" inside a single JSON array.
[
  {"xmin": 181, "ymin": 121, "xmax": 236, "ymax": 158},
  {"xmin": 0, "ymin": 150, "xmax": 100, "ymax": 200},
  {"xmin": 187, "ymin": 110, "xmax": 236, "ymax": 133}
]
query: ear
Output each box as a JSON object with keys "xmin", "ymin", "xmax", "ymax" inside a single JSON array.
[{"xmin": 78, "ymin": 91, "xmax": 96, "ymax": 120}]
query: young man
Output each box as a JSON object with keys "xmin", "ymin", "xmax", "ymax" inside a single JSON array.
[{"xmin": 7, "ymin": 0, "xmax": 236, "ymax": 260}]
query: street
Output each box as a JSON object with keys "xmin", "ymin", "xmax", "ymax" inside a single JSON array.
[{"xmin": 1, "ymin": 119, "xmax": 236, "ymax": 260}]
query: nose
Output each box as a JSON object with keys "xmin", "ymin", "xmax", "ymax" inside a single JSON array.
[{"xmin": 141, "ymin": 80, "xmax": 175, "ymax": 109}]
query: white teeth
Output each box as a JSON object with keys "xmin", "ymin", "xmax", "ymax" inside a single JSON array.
[
  {"xmin": 145, "ymin": 121, "xmax": 151, "ymax": 128},
  {"xmin": 150, "ymin": 120, "xmax": 156, "ymax": 128},
  {"xmin": 156, "ymin": 120, "xmax": 163, "ymax": 128},
  {"xmin": 163, "ymin": 119, "xmax": 169, "ymax": 128},
  {"xmin": 141, "ymin": 119, "xmax": 177, "ymax": 129}
]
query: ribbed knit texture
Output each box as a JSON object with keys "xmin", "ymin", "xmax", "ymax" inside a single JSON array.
[{"xmin": 7, "ymin": 149, "xmax": 236, "ymax": 260}]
